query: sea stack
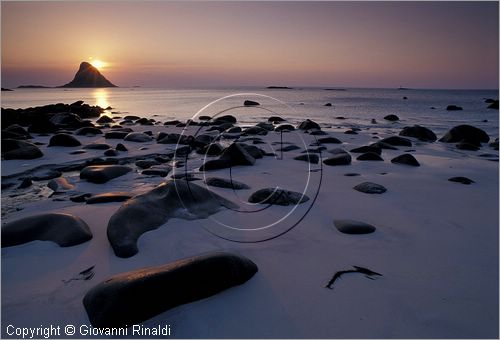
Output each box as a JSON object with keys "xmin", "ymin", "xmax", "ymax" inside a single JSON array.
[{"xmin": 61, "ymin": 62, "xmax": 117, "ymax": 88}]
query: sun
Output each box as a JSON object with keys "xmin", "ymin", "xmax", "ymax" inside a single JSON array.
[{"xmin": 90, "ymin": 59, "xmax": 106, "ymax": 70}]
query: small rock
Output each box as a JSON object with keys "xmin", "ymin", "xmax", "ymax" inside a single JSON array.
[
  {"xmin": 384, "ymin": 114, "xmax": 399, "ymax": 121},
  {"xmin": 353, "ymin": 182, "xmax": 387, "ymax": 194},
  {"xmin": 86, "ymin": 192, "xmax": 134, "ymax": 204},
  {"xmin": 446, "ymin": 105, "xmax": 463, "ymax": 111},
  {"xmin": 294, "ymin": 154, "xmax": 319, "ymax": 164},
  {"xmin": 357, "ymin": 152, "xmax": 384, "ymax": 161},
  {"xmin": 244, "ymin": 100, "xmax": 260, "ymax": 106}
]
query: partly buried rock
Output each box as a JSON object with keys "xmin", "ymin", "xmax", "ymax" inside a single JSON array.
[
  {"xmin": 248, "ymin": 188, "xmax": 309, "ymax": 206},
  {"xmin": 334, "ymin": 219, "xmax": 376, "ymax": 234},
  {"xmin": 439, "ymin": 125, "xmax": 489, "ymax": 145},
  {"xmin": 350, "ymin": 145, "xmax": 382, "ymax": 155},
  {"xmin": 353, "ymin": 182, "xmax": 387, "ymax": 194},
  {"xmin": 1, "ymin": 213, "xmax": 92, "ymax": 247},
  {"xmin": 205, "ymin": 177, "xmax": 250, "ymax": 190},
  {"xmin": 294, "ymin": 154, "xmax": 319, "ymax": 164},
  {"xmin": 379, "ymin": 136, "xmax": 412, "ymax": 147},
  {"xmin": 399, "ymin": 125, "xmax": 437, "ymax": 142},
  {"xmin": 86, "ymin": 192, "xmax": 134, "ymax": 204},
  {"xmin": 80, "ymin": 165, "xmax": 133, "ymax": 184},
  {"xmin": 48, "ymin": 133, "xmax": 82, "ymax": 147},
  {"xmin": 391, "ymin": 153, "xmax": 420, "ymax": 166},
  {"xmin": 244, "ymin": 100, "xmax": 260, "ymax": 106},
  {"xmin": 446, "ymin": 105, "xmax": 463, "ymax": 111},
  {"xmin": 83, "ymin": 252, "xmax": 258, "ymax": 328},
  {"xmin": 142, "ymin": 166, "xmax": 172, "ymax": 177},
  {"xmin": 323, "ymin": 149, "xmax": 352, "ymax": 166},
  {"xmin": 199, "ymin": 142, "xmax": 256, "ymax": 171},
  {"xmin": 107, "ymin": 180, "xmax": 238, "ymax": 257},
  {"xmin": 75, "ymin": 127, "xmax": 103, "ymax": 136},
  {"xmin": 124, "ymin": 132, "xmax": 153, "ymax": 142},
  {"xmin": 448, "ymin": 176, "xmax": 475, "ymax": 185},
  {"xmin": 2, "ymin": 139, "xmax": 44, "ymax": 160},
  {"xmin": 297, "ymin": 119, "xmax": 320, "ymax": 130}
]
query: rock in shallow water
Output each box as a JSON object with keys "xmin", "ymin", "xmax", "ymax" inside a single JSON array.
[
  {"xmin": 86, "ymin": 192, "xmax": 134, "ymax": 204},
  {"xmin": 439, "ymin": 125, "xmax": 489, "ymax": 145},
  {"xmin": 334, "ymin": 219, "xmax": 376, "ymax": 234},
  {"xmin": 83, "ymin": 252, "xmax": 258, "ymax": 328},
  {"xmin": 248, "ymin": 188, "xmax": 309, "ymax": 206},
  {"xmin": 2, "ymin": 213, "xmax": 92, "ymax": 247},
  {"xmin": 448, "ymin": 176, "xmax": 475, "ymax": 185},
  {"xmin": 107, "ymin": 180, "xmax": 238, "ymax": 258}
]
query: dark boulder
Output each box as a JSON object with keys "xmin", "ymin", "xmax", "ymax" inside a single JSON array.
[
  {"xmin": 107, "ymin": 180, "xmax": 238, "ymax": 257},
  {"xmin": 353, "ymin": 182, "xmax": 387, "ymax": 194},
  {"xmin": 487, "ymin": 100, "xmax": 499, "ymax": 109},
  {"xmin": 379, "ymin": 136, "xmax": 412, "ymax": 147},
  {"xmin": 47, "ymin": 177, "xmax": 75, "ymax": 192},
  {"xmin": 439, "ymin": 125, "xmax": 489, "ymax": 145},
  {"xmin": 86, "ymin": 192, "xmax": 134, "ymax": 204},
  {"xmin": 446, "ymin": 105, "xmax": 463, "ymax": 111},
  {"xmin": 2, "ymin": 139, "xmax": 44, "ymax": 160},
  {"xmin": 205, "ymin": 177, "xmax": 250, "ymax": 190},
  {"xmin": 83, "ymin": 143, "xmax": 111, "ymax": 150},
  {"xmin": 275, "ymin": 124, "xmax": 295, "ymax": 132},
  {"xmin": 2, "ymin": 213, "xmax": 92, "ymax": 247},
  {"xmin": 350, "ymin": 145, "xmax": 382, "ymax": 155},
  {"xmin": 124, "ymin": 132, "xmax": 153, "ymax": 143},
  {"xmin": 391, "ymin": 153, "xmax": 420, "ymax": 166},
  {"xmin": 213, "ymin": 115, "xmax": 237, "ymax": 124},
  {"xmin": 323, "ymin": 149, "xmax": 352, "ymax": 166},
  {"xmin": 244, "ymin": 100, "xmax": 260, "ymax": 106},
  {"xmin": 268, "ymin": 116, "xmax": 285, "ymax": 123},
  {"xmin": 448, "ymin": 176, "xmax": 475, "ymax": 185},
  {"xmin": 49, "ymin": 112, "xmax": 83, "ymax": 128},
  {"xmin": 48, "ymin": 133, "xmax": 82, "ymax": 147},
  {"xmin": 294, "ymin": 154, "xmax": 319, "ymax": 164},
  {"xmin": 248, "ymin": 188, "xmax": 309, "ymax": 206},
  {"xmin": 399, "ymin": 125, "xmax": 437, "ymax": 142},
  {"xmin": 96, "ymin": 115, "xmax": 114, "ymax": 124},
  {"xmin": 357, "ymin": 152, "xmax": 383, "ymax": 161},
  {"xmin": 297, "ymin": 119, "xmax": 320, "ymax": 130},
  {"xmin": 75, "ymin": 127, "xmax": 103, "ymax": 136},
  {"xmin": 383, "ymin": 114, "xmax": 399, "ymax": 121},
  {"xmin": 318, "ymin": 137, "xmax": 342, "ymax": 144},
  {"xmin": 83, "ymin": 252, "xmax": 257, "ymax": 328},
  {"xmin": 80, "ymin": 165, "xmax": 133, "ymax": 184},
  {"xmin": 334, "ymin": 219, "xmax": 376, "ymax": 234},
  {"xmin": 104, "ymin": 131, "xmax": 129, "ymax": 139}
]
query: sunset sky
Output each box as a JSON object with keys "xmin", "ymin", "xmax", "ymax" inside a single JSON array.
[{"xmin": 1, "ymin": 1, "xmax": 498, "ymax": 89}]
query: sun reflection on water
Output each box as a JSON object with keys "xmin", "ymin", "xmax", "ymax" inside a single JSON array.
[{"xmin": 92, "ymin": 88, "xmax": 110, "ymax": 111}]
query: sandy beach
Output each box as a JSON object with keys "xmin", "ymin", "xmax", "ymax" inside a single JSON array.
[{"xmin": 1, "ymin": 97, "xmax": 498, "ymax": 338}]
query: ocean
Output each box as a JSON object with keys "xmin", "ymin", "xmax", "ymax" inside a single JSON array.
[{"xmin": 1, "ymin": 87, "xmax": 498, "ymax": 138}]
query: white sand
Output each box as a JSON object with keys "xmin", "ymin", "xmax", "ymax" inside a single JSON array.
[{"xmin": 1, "ymin": 119, "xmax": 498, "ymax": 338}]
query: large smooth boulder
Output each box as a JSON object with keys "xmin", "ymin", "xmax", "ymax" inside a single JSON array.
[
  {"xmin": 248, "ymin": 188, "xmax": 309, "ymax": 206},
  {"xmin": 48, "ymin": 133, "xmax": 82, "ymax": 147},
  {"xmin": 2, "ymin": 213, "xmax": 92, "ymax": 247},
  {"xmin": 439, "ymin": 125, "xmax": 489, "ymax": 145},
  {"xmin": 83, "ymin": 252, "xmax": 258, "ymax": 328},
  {"xmin": 2, "ymin": 139, "xmax": 43, "ymax": 160},
  {"xmin": 107, "ymin": 180, "xmax": 238, "ymax": 257},
  {"xmin": 49, "ymin": 112, "xmax": 83, "ymax": 128},
  {"xmin": 80, "ymin": 165, "xmax": 132, "ymax": 184},
  {"xmin": 399, "ymin": 125, "xmax": 437, "ymax": 142}
]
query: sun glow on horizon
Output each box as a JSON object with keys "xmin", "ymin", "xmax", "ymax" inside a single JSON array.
[{"xmin": 89, "ymin": 58, "xmax": 106, "ymax": 70}]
